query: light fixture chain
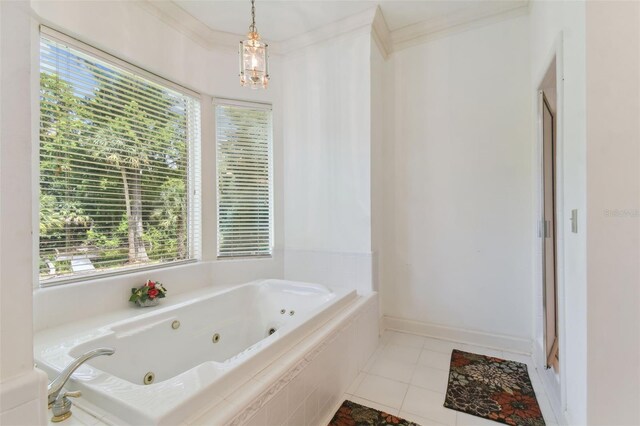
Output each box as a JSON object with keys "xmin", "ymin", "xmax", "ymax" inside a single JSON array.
[{"xmin": 250, "ymin": 0, "xmax": 256, "ymax": 33}]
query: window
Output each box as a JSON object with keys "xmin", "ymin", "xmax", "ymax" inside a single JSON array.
[
  {"xmin": 215, "ymin": 100, "xmax": 273, "ymax": 257},
  {"xmin": 39, "ymin": 28, "xmax": 201, "ymax": 284}
]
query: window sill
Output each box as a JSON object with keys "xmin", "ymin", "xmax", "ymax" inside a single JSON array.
[{"xmin": 38, "ymin": 259, "xmax": 198, "ymax": 288}]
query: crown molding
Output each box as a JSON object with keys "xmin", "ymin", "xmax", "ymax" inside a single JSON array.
[
  {"xmin": 277, "ymin": 7, "xmax": 377, "ymax": 55},
  {"xmin": 138, "ymin": 1, "xmax": 377, "ymax": 56},
  {"xmin": 390, "ymin": 2, "xmax": 529, "ymax": 52},
  {"xmin": 136, "ymin": 0, "xmax": 283, "ymax": 54},
  {"xmin": 136, "ymin": 1, "xmax": 529, "ymax": 57},
  {"xmin": 371, "ymin": 6, "xmax": 391, "ymax": 59}
]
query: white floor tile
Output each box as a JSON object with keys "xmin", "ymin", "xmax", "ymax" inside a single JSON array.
[
  {"xmin": 411, "ymin": 364, "xmax": 450, "ymax": 393},
  {"xmin": 353, "ymin": 374, "xmax": 409, "ymax": 410},
  {"xmin": 345, "ymin": 371, "xmax": 366, "ymax": 395},
  {"xmin": 385, "ymin": 331, "xmax": 427, "ymax": 348},
  {"xmin": 400, "ymin": 386, "xmax": 456, "ymax": 426},
  {"xmin": 381, "ymin": 331, "xmax": 393, "ymax": 345},
  {"xmin": 422, "ymin": 337, "xmax": 460, "ymax": 354},
  {"xmin": 380, "ymin": 344, "xmax": 422, "ymax": 364},
  {"xmin": 363, "ymin": 345, "xmax": 384, "ymax": 371},
  {"xmin": 399, "ymin": 410, "xmax": 448, "ymax": 426},
  {"xmin": 417, "ymin": 349, "xmax": 452, "ymax": 371},
  {"xmin": 347, "ymin": 395, "xmax": 399, "ymax": 417},
  {"xmin": 455, "ymin": 412, "xmax": 501, "ymax": 426},
  {"xmin": 366, "ymin": 356, "xmax": 416, "ymax": 383}
]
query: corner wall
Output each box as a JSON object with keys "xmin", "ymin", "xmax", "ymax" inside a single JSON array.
[
  {"xmin": 371, "ymin": 30, "xmax": 386, "ymax": 312},
  {"xmin": 282, "ymin": 28, "xmax": 374, "ymax": 295},
  {"xmin": 381, "ymin": 16, "xmax": 534, "ymax": 344}
]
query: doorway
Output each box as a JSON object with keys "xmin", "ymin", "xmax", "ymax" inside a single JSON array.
[
  {"xmin": 541, "ymin": 90, "xmax": 559, "ymax": 371},
  {"xmin": 538, "ymin": 60, "xmax": 560, "ymax": 372}
]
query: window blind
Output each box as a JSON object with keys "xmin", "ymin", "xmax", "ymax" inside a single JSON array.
[
  {"xmin": 215, "ymin": 101, "xmax": 273, "ymax": 257},
  {"xmin": 39, "ymin": 31, "xmax": 201, "ymax": 284}
]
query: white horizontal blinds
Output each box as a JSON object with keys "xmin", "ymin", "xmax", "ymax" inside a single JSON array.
[
  {"xmin": 187, "ymin": 100, "xmax": 202, "ymax": 264},
  {"xmin": 216, "ymin": 102, "xmax": 273, "ymax": 257},
  {"xmin": 39, "ymin": 34, "xmax": 201, "ymax": 283}
]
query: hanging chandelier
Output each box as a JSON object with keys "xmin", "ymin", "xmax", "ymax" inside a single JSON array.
[{"xmin": 239, "ymin": 0, "xmax": 269, "ymax": 89}]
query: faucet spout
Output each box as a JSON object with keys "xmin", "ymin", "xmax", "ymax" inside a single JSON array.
[{"xmin": 47, "ymin": 347, "xmax": 115, "ymax": 406}]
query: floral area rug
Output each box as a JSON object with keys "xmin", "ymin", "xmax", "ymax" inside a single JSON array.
[
  {"xmin": 328, "ymin": 400, "xmax": 420, "ymax": 426},
  {"xmin": 444, "ymin": 350, "xmax": 545, "ymax": 426}
]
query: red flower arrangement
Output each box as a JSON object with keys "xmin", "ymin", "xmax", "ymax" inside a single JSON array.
[{"xmin": 129, "ymin": 280, "xmax": 167, "ymax": 306}]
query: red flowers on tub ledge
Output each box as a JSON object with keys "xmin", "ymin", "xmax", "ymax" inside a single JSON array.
[{"xmin": 129, "ymin": 280, "xmax": 167, "ymax": 307}]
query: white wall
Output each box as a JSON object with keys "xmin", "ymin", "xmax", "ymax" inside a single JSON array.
[
  {"xmin": 282, "ymin": 28, "xmax": 374, "ymax": 294},
  {"xmin": 0, "ymin": 1, "xmax": 48, "ymax": 424},
  {"xmin": 371, "ymin": 34, "xmax": 386, "ymax": 302},
  {"xmin": 382, "ymin": 16, "xmax": 533, "ymax": 342},
  {"xmin": 528, "ymin": 1, "xmax": 587, "ymax": 423},
  {"xmin": 586, "ymin": 1, "xmax": 640, "ymax": 424}
]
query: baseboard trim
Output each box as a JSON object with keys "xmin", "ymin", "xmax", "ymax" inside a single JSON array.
[
  {"xmin": 531, "ymin": 341, "xmax": 569, "ymax": 425},
  {"xmin": 382, "ymin": 315, "xmax": 532, "ymax": 354}
]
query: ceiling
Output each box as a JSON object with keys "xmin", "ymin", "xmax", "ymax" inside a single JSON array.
[{"xmin": 173, "ymin": 0, "xmax": 528, "ymax": 43}]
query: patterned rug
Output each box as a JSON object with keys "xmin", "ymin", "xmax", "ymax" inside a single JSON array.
[
  {"xmin": 328, "ymin": 400, "xmax": 420, "ymax": 426},
  {"xmin": 444, "ymin": 350, "xmax": 545, "ymax": 426}
]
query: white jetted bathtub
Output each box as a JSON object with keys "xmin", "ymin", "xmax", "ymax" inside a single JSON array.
[{"xmin": 34, "ymin": 279, "xmax": 357, "ymax": 425}]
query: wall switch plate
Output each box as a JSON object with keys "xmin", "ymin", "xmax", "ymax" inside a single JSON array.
[{"xmin": 571, "ymin": 209, "xmax": 578, "ymax": 233}]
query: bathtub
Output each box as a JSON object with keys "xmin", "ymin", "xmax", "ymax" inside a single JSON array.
[{"xmin": 34, "ymin": 279, "xmax": 357, "ymax": 425}]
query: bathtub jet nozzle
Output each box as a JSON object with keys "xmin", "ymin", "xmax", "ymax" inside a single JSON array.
[{"xmin": 143, "ymin": 371, "xmax": 155, "ymax": 385}]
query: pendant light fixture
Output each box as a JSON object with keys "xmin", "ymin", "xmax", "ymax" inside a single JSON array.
[{"xmin": 239, "ymin": 0, "xmax": 269, "ymax": 89}]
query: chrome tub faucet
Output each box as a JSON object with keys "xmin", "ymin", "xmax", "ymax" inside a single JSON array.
[{"xmin": 47, "ymin": 347, "xmax": 115, "ymax": 422}]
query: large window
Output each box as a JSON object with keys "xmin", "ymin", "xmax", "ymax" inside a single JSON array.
[
  {"xmin": 215, "ymin": 100, "xmax": 273, "ymax": 257},
  {"xmin": 39, "ymin": 29, "xmax": 201, "ymax": 284}
]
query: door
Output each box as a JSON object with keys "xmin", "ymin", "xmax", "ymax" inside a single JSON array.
[{"xmin": 541, "ymin": 91, "xmax": 559, "ymax": 371}]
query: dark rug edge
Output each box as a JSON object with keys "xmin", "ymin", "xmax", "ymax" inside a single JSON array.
[{"xmin": 328, "ymin": 399, "xmax": 421, "ymax": 426}]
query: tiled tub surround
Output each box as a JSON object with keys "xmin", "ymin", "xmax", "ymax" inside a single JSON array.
[
  {"xmin": 35, "ymin": 280, "xmax": 378, "ymax": 425},
  {"xmin": 190, "ymin": 292, "xmax": 379, "ymax": 425}
]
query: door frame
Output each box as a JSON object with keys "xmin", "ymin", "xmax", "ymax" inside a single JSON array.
[
  {"xmin": 533, "ymin": 33, "xmax": 567, "ymax": 421},
  {"xmin": 541, "ymin": 90, "xmax": 559, "ymax": 371}
]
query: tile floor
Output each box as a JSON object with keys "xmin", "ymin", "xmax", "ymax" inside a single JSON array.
[{"xmin": 336, "ymin": 330, "xmax": 559, "ymax": 426}]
